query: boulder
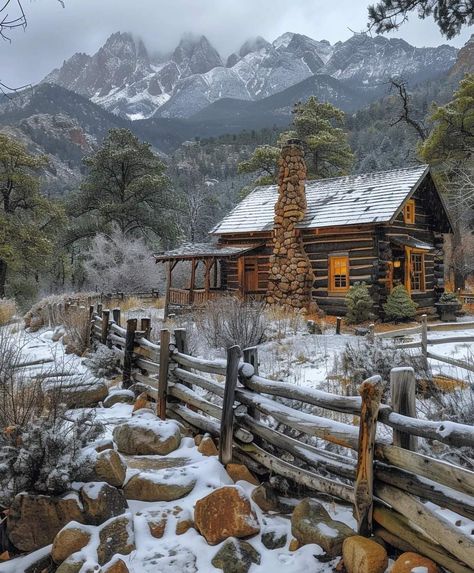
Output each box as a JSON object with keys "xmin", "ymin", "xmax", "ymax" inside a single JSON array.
[
  {"xmin": 94, "ymin": 449, "xmax": 127, "ymax": 487},
  {"xmin": 225, "ymin": 463, "xmax": 259, "ymax": 485},
  {"xmin": 211, "ymin": 538, "xmax": 260, "ymax": 573},
  {"xmin": 56, "ymin": 557, "xmax": 85, "ymax": 573},
  {"xmin": 52, "ymin": 523, "xmax": 91, "ymax": 564},
  {"xmin": 50, "ymin": 378, "xmax": 108, "ymax": 408},
  {"xmin": 391, "ymin": 552, "xmax": 440, "ymax": 573},
  {"xmin": 261, "ymin": 528, "xmax": 287, "ymax": 550},
  {"xmin": 291, "ymin": 498, "xmax": 355, "ymax": 557},
  {"xmin": 251, "ymin": 483, "xmax": 280, "ymax": 512},
  {"xmin": 194, "ymin": 486, "xmax": 260, "ymax": 545},
  {"xmin": 80, "ymin": 482, "xmax": 128, "ymax": 525},
  {"xmin": 104, "ymin": 390, "xmax": 135, "ymax": 408},
  {"xmin": 289, "ymin": 538, "xmax": 300, "ymax": 551},
  {"xmin": 97, "ymin": 514, "xmax": 135, "ymax": 565},
  {"xmin": 123, "ymin": 470, "xmax": 196, "ymax": 502},
  {"xmin": 132, "ymin": 392, "xmax": 151, "ymax": 412},
  {"xmin": 113, "ymin": 418, "xmax": 181, "ymax": 455},
  {"xmin": 197, "ymin": 434, "xmax": 218, "ymax": 456},
  {"xmin": 95, "ymin": 439, "xmax": 115, "ymax": 453},
  {"xmin": 103, "ymin": 557, "xmax": 130, "ymax": 573},
  {"xmin": 7, "ymin": 492, "xmax": 84, "ymax": 552},
  {"xmin": 140, "ymin": 506, "xmax": 193, "ymax": 539},
  {"xmin": 342, "ymin": 535, "xmax": 388, "ymax": 573}
]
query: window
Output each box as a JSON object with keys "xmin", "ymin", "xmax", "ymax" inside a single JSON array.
[
  {"xmin": 410, "ymin": 252, "xmax": 425, "ymax": 292},
  {"xmin": 329, "ymin": 255, "xmax": 349, "ymax": 292},
  {"xmin": 404, "ymin": 199, "xmax": 415, "ymax": 224}
]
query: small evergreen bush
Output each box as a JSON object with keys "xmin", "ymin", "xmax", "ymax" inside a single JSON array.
[
  {"xmin": 438, "ymin": 291, "xmax": 460, "ymax": 304},
  {"xmin": 345, "ymin": 282, "xmax": 373, "ymax": 324},
  {"xmin": 383, "ymin": 285, "xmax": 417, "ymax": 322}
]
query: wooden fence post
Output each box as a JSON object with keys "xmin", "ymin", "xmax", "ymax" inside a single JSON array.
[
  {"xmin": 219, "ymin": 345, "xmax": 242, "ymax": 466},
  {"xmin": 123, "ymin": 318, "xmax": 137, "ymax": 389},
  {"xmin": 243, "ymin": 346, "xmax": 259, "ymax": 376},
  {"xmin": 88, "ymin": 305, "xmax": 94, "ymax": 346},
  {"xmin": 97, "ymin": 302, "xmax": 102, "ymax": 316},
  {"xmin": 112, "ymin": 307, "xmax": 121, "ymax": 327},
  {"xmin": 421, "ymin": 314, "xmax": 428, "ymax": 371},
  {"xmin": 368, "ymin": 323, "xmax": 375, "ymax": 344},
  {"xmin": 141, "ymin": 317, "xmax": 151, "ymax": 340},
  {"xmin": 336, "ymin": 316, "xmax": 342, "ymax": 335},
  {"xmin": 174, "ymin": 328, "xmax": 188, "ymax": 355},
  {"xmin": 158, "ymin": 329, "xmax": 171, "ymax": 420},
  {"xmin": 355, "ymin": 375, "xmax": 385, "ymax": 536},
  {"xmin": 101, "ymin": 310, "xmax": 110, "ymax": 345},
  {"xmin": 391, "ymin": 367, "xmax": 417, "ymax": 451}
]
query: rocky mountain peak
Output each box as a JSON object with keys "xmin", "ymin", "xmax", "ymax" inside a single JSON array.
[
  {"xmin": 239, "ymin": 36, "xmax": 270, "ymax": 58},
  {"xmin": 172, "ymin": 34, "xmax": 223, "ymax": 76}
]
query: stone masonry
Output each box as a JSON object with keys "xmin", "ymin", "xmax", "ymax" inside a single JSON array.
[{"xmin": 266, "ymin": 140, "xmax": 315, "ymax": 310}]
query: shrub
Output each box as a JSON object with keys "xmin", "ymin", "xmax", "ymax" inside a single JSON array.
[
  {"xmin": 438, "ymin": 291, "xmax": 460, "ymax": 304},
  {"xmin": 61, "ymin": 305, "xmax": 91, "ymax": 355},
  {"xmin": 0, "ymin": 299, "xmax": 16, "ymax": 326},
  {"xmin": 197, "ymin": 296, "xmax": 267, "ymax": 350},
  {"xmin": 345, "ymin": 282, "xmax": 373, "ymax": 324},
  {"xmin": 383, "ymin": 285, "xmax": 417, "ymax": 322}
]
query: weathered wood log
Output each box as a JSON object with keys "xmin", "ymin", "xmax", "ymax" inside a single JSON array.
[
  {"xmin": 122, "ymin": 318, "xmax": 137, "ymax": 389},
  {"xmin": 427, "ymin": 350, "xmax": 474, "ymax": 373},
  {"xmin": 236, "ymin": 442, "xmax": 354, "ymax": 504},
  {"xmin": 354, "ymin": 375, "xmax": 384, "ymax": 535},
  {"xmin": 375, "ymin": 325, "xmax": 421, "ymax": 339},
  {"xmin": 112, "ymin": 307, "xmax": 121, "ymax": 326},
  {"xmin": 390, "ymin": 367, "xmax": 417, "ymax": 451},
  {"xmin": 173, "ymin": 368, "xmax": 225, "ymax": 397},
  {"xmin": 421, "ymin": 314, "xmax": 428, "ymax": 370},
  {"xmin": 172, "ymin": 350, "xmax": 227, "ymax": 376},
  {"xmin": 101, "ymin": 310, "xmax": 110, "ymax": 345},
  {"xmin": 373, "ymin": 504, "xmax": 473, "ymax": 573},
  {"xmin": 376, "ymin": 482, "xmax": 474, "ymax": 568},
  {"xmin": 375, "ymin": 444, "xmax": 474, "ymax": 497},
  {"xmin": 109, "ymin": 333, "xmax": 126, "ymax": 347},
  {"xmin": 109, "ymin": 322, "xmax": 127, "ymax": 337},
  {"xmin": 141, "ymin": 317, "xmax": 151, "ymax": 340},
  {"xmin": 168, "ymin": 382, "xmax": 222, "ymax": 420},
  {"xmin": 336, "ymin": 317, "xmax": 342, "ymax": 335},
  {"xmin": 219, "ymin": 345, "xmax": 241, "ymax": 465},
  {"xmin": 158, "ymin": 329, "xmax": 170, "ymax": 420},
  {"xmin": 428, "ymin": 320, "xmax": 474, "ymax": 332},
  {"xmin": 135, "ymin": 356, "xmax": 160, "ymax": 375}
]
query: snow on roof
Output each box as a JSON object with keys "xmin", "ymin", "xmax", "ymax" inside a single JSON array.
[
  {"xmin": 211, "ymin": 165, "xmax": 430, "ymax": 235},
  {"xmin": 154, "ymin": 242, "xmax": 262, "ymax": 261}
]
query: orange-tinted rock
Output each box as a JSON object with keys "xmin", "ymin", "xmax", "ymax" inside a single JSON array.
[
  {"xmin": 197, "ymin": 434, "xmax": 218, "ymax": 456},
  {"xmin": 391, "ymin": 552, "xmax": 440, "ymax": 573},
  {"xmin": 52, "ymin": 524, "xmax": 91, "ymax": 564},
  {"xmin": 144, "ymin": 506, "xmax": 193, "ymax": 539},
  {"xmin": 225, "ymin": 464, "xmax": 259, "ymax": 486},
  {"xmin": 289, "ymin": 538, "xmax": 300, "ymax": 551},
  {"xmin": 132, "ymin": 392, "xmax": 149, "ymax": 412},
  {"xmin": 342, "ymin": 535, "xmax": 388, "ymax": 573},
  {"xmin": 194, "ymin": 486, "xmax": 260, "ymax": 545},
  {"xmin": 103, "ymin": 557, "xmax": 129, "ymax": 573}
]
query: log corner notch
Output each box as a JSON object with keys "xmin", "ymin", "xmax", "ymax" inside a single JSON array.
[{"xmin": 354, "ymin": 375, "xmax": 385, "ymax": 536}]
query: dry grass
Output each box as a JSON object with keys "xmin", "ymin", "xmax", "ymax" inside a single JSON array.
[
  {"xmin": 0, "ymin": 299, "xmax": 16, "ymax": 326},
  {"xmin": 421, "ymin": 375, "xmax": 470, "ymax": 393},
  {"xmin": 61, "ymin": 306, "xmax": 91, "ymax": 356}
]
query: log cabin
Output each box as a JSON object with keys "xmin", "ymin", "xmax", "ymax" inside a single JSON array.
[{"xmin": 156, "ymin": 140, "xmax": 453, "ymax": 319}]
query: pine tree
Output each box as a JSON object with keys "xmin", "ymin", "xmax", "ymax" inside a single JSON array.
[
  {"xmin": 345, "ymin": 282, "xmax": 373, "ymax": 324},
  {"xmin": 383, "ymin": 285, "xmax": 418, "ymax": 322},
  {"xmin": 237, "ymin": 145, "xmax": 280, "ymax": 186}
]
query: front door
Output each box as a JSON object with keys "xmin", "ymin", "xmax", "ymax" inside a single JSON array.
[{"xmin": 244, "ymin": 257, "xmax": 258, "ymax": 293}]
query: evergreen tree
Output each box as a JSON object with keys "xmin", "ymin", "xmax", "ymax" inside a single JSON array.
[
  {"xmin": 345, "ymin": 282, "xmax": 373, "ymax": 324},
  {"xmin": 368, "ymin": 0, "xmax": 473, "ymax": 39},
  {"xmin": 383, "ymin": 285, "xmax": 418, "ymax": 322},
  {"xmin": 237, "ymin": 145, "xmax": 280, "ymax": 186},
  {"xmin": 0, "ymin": 134, "xmax": 63, "ymax": 298},
  {"xmin": 68, "ymin": 129, "xmax": 175, "ymax": 248},
  {"xmin": 281, "ymin": 97, "xmax": 354, "ymax": 179}
]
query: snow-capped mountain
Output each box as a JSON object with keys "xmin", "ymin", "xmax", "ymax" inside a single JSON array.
[{"xmin": 43, "ymin": 31, "xmax": 458, "ymax": 120}]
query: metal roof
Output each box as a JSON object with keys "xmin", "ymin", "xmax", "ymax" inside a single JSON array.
[
  {"xmin": 211, "ymin": 165, "xmax": 430, "ymax": 235},
  {"xmin": 388, "ymin": 235, "xmax": 434, "ymax": 251},
  {"xmin": 154, "ymin": 242, "xmax": 262, "ymax": 261}
]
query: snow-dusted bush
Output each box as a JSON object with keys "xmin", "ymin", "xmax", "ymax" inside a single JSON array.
[
  {"xmin": 345, "ymin": 282, "xmax": 373, "ymax": 324},
  {"xmin": 0, "ymin": 330, "xmax": 103, "ymax": 504},
  {"xmin": 383, "ymin": 285, "xmax": 417, "ymax": 322},
  {"xmin": 83, "ymin": 228, "xmax": 164, "ymax": 293},
  {"xmin": 0, "ymin": 299, "xmax": 16, "ymax": 326},
  {"xmin": 61, "ymin": 305, "xmax": 91, "ymax": 355},
  {"xmin": 197, "ymin": 296, "xmax": 267, "ymax": 350},
  {"xmin": 83, "ymin": 344, "xmax": 121, "ymax": 378}
]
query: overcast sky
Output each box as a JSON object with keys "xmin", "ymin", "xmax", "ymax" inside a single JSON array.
[{"xmin": 1, "ymin": 0, "xmax": 472, "ymax": 87}]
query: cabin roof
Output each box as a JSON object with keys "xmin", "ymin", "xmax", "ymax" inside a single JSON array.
[
  {"xmin": 154, "ymin": 242, "xmax": 262, "ymax": 262},
  {"xmin": 211, "ymin": 164, "xmax": 431, "ymax": 235}
]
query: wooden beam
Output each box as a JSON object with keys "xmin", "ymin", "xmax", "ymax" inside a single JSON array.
[
  {"xmin": 390, "ymin": 367, "xmax": 417, "ymax": 451},
  {"xmin": 219, "ymin": 345, "xmax": 242, "ymax": 465},
  {"xmin": 158, "ymin": 328, "xmax": 170, "ymax": 420},
  {"xmin": 123, "ymin": 318, "xmax": 137, "ymax": 389}
]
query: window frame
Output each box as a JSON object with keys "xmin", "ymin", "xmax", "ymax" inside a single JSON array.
[
  {"xmin": 404, "ymin": 199, "xmax": 416, "ymax": 224},
  {"xmin": 405, "ymin": 247, "xmax": 426, "ymax": 293},
  {"xmin": 329, "ymin": 254, "xmax": 350, "ymax": 294}
]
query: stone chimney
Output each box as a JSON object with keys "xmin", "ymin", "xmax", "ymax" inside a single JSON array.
[{"xmin": 266, "ymin": 139, "xmax": 315, "ymax": 310}]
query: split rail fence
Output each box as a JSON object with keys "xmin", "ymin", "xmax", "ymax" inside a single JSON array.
[{"xmin": 88, "ymin": 304, "xmax": 474, "ymax": 573}]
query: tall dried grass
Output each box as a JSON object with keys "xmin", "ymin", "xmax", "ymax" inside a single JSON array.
[{"xmin": 0, "ymin": 299, "xmax": 16, "ymax": 326}]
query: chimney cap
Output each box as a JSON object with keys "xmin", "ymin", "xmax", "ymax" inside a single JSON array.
[{"xmin": 285, "ymin": 138, "xmax": 303, "ymax": 146}]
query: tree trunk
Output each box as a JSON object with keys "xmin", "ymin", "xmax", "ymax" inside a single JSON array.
[
  {"xmin": 453, "ymin": 223, "xmax": 466, "ymax": 290},
  {"xmin": 0, "ymin": 259, "xmax": 7, "ymax": 298}
]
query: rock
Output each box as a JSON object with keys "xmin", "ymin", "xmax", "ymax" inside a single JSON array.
[
  {"xmin": 251, "ymin": 483, "xmax": 280, "ymax": 512},
  {"xmin": 80, "ymin": 482, "xmax": 128, "ymax": 525},
  {"xmin": 132, "ymin": 392, "xmax": 150, "ymax": 412},
  {"xmin": 95, "ymin": 439, "xmax": 114, "ymax": 453},
  {"xmin": 211, "ymin": 538, "xmax": 261, "ymax": 573},
  {"xmin": 197, "ymin": 434, "xmax": 218, "ymax": 456},
  {"xmin": 194, "ymin": 486, "xmax": 260, "ymax": 545},
  {"xmin": 291, "ymin": 498, "xmax": 355, "ymax": 557},
  {"xmin": 391, "ymin": 552, "xmax": 440, "ymax": 573},
  {"xmin": 56, "ymin": 556, "xmax": 85, "ymax": 573},
  {"xmin": 289, "ymin": 538, "xmax": 300, "ymax": 551},
  {"xmin": 29, "ymin": 315, "xmax": 44, "ymax": 332},
  {"xmin": 103, "ymin": 557, "xmax": 129, "ymax": 573},
  {"xmin": 7, "ymin": 492, "xmax": 84, "ymax": 552},
  {"xmin": 123, "ymin": 470, "xmax": 196, "ymax": 502},
  {"xmin": 49, "ymin": 378, "xmax": 108, "ymax": 407},
  {"xmin": 355, "ymin": 327, "xmax": 370, "ymax": 336},
  {"xmin": 140, "ymin": 545, "xmax": 197, "ymax": 571},
  {"xmin": 140, "ymin": 506, "xmax": 193, "ymax": 539},
  {"xmin": 113, "ymin": 418, "xmax": 181, "ymax": 455},
  {"xmin": 97, "ymin": 514, "xmax": 135, "ymax": 565},
  {"xmin": 94, "ymin": 449, "xmax": 127, "ymax": 487},
  {"xmin": 225, "ymin": 463, "xmax": 259, "ymax": 485},
  {"xmin": 307, "ymin": 320, "xmax": 322, "ymax": 334},
  {"xmin": 52, "ymin": 523, "xmax": 91, "ymax": 564},
  {"xmin": 25, "ymin": 554, "xmax": 55, "ymax": 573},
  {"xmin": 194, "ymin": 434, "xmax": 203, "ymax": 446},
  {"xmin": 52, "ymin": 325, "xmax": 66, "ymax": 341},
  {"xmin": 342, "ymin": 535, "xmax": 388, "ymax": 573},
  {"xmin": 104, "ymin": 389, "xmax": 135, "ymax": 407},
  {"xmin": 261, "ymin": 528, "xmax": 287, "ymax": 549}
]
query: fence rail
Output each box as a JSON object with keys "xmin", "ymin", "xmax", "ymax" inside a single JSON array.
[{"xmin": 84, "ymin": 303, "xmax": 474, "ymax": 571}]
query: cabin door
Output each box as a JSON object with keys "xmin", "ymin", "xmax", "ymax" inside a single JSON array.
[{"xmin": 244, "ymin": 257, "xmax": 258, "ymax": 293}]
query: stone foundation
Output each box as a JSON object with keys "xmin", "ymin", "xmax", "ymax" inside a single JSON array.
[{"xmin": 266, "ymin": 140, "xmax": 315, "ymax": 310}]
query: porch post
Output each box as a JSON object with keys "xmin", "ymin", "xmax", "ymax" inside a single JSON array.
[
  {"xmin": 204, "ymin": 259, "xmax": 211, "ymax": 299},
  {"xmin": 164, "ymin": 260, "xmax": 173, "ymax": 320},
  {"xmin": 189, "ymin": 258, "xmax": 196, "ymax": 305},
  {"xmin": 213, "ymin": 259, "xmax": 218, "ymax": 288}
]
